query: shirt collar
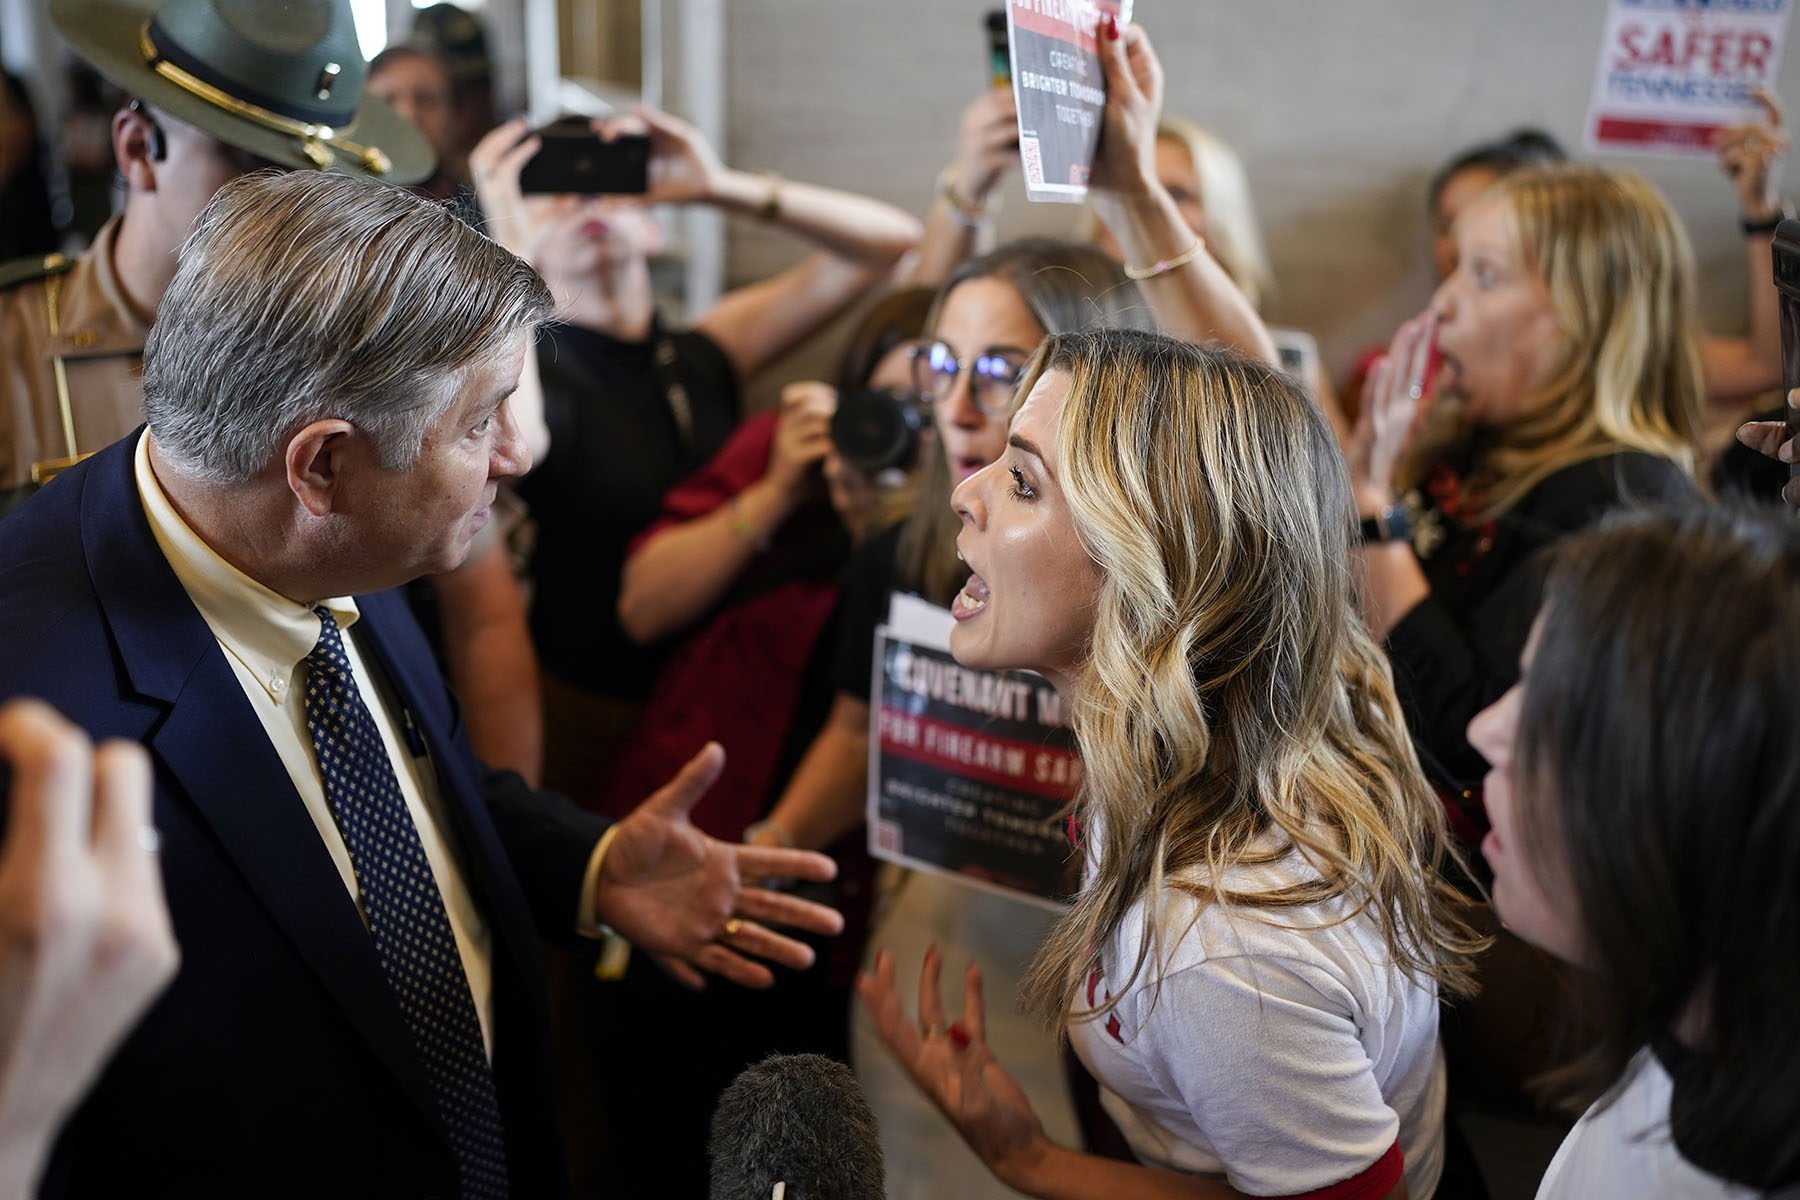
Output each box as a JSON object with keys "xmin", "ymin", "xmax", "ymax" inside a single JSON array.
[{"xmin": 134, "ymin": 430, "xmax": 359, "ymax": 705}]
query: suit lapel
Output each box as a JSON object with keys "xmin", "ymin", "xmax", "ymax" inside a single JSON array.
[{"xmin": 78, "ymin": 440, "xmax": 447, "ymax": 1138}]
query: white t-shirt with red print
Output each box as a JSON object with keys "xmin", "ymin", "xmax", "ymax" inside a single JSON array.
[{"xmin": 1066, "ymin": 845, "xmax": 1446, "ymax": 1199}]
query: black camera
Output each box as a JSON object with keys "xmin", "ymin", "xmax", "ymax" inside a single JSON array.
[{"xmin": 830, "ymin": 387, "xmax": 932, "ymax": 475}]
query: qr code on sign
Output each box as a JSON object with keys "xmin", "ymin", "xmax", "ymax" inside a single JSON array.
[
  {"xmin": 873, "ymin": 818, "xmax": 902, "ymax": 856},
  {"xmin": 1020, "ymin": 135, "xmax": 1044, "ymax": 187}
]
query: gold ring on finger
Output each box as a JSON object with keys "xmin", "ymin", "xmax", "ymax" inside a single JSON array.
[{"xmin": 722, "ymin": 917, "xmax": 743, "ymax": 939}]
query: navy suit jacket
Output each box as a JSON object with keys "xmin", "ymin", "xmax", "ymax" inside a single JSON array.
[{"xmin": 0, "ymin": 436, "xmax": 609, "ymax": 1198}]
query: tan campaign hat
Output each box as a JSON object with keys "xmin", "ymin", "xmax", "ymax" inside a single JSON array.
[{"xmin": 51, "ymin": 0, "xmax": 434, "ymax": 184}]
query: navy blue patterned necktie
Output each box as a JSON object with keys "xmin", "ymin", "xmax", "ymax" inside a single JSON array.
[{"xmin": 304, "ymin": 607, "xmax": 509, "ymax": 1199}]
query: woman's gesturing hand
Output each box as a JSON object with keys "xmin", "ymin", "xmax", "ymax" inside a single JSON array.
[
  {"xmin": 1349, "ymin": 312, "xmax": 1439, "ymax": 511},
  {"xmin": 857, "ymin": 945, "xmax": 1049, "ymax": 1190}
]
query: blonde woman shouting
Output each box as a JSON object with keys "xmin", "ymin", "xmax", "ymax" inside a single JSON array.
[{"xmin": 862, "ymin": 329, "xmax": 1481, "ymax": 1199}]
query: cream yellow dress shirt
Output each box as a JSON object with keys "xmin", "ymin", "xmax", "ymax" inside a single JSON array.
[{"xmin": 134, "ymin": 433, "xmax": 497, "ymax": 1057}]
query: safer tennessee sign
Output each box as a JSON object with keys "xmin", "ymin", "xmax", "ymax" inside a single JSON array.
[{"xmin": 1585, "ymin": 0, "xmax": 1792, "ymax": 156}]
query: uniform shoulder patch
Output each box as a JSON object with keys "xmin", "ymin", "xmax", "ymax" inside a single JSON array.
[{"xmin": 0, "ymin": 252, "xmax": 73, "ymax": 294}]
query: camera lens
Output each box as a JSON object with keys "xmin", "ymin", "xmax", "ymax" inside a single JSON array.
[{"xmin": 830, "ymin": 387, "xmax": 928, "ymax": 474}]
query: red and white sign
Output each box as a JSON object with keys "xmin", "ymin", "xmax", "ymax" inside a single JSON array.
[
  {"xmin": 1585, "ymin": 0, "xmax": 1792, "ymax": 156},
  {"xmin": 1006, "ymin": 0, "xmax": 1134, "ymax": 203}
]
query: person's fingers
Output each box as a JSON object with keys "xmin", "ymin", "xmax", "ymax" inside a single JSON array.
[
  {"xmin": 918, "ymin": 942, "xmax": 948, "ymax": 1033},
  {"xmin": 1121, "ymin": 24, "xmax": 1162, "ymax": 107},
  {"xmin": 732, "ymin": 885, "xmax": 847, "ymax": 935},
  {"xmin": 780, "ymin": 380, "xmax": 837, "ymax": 413},
  {"xmin": 1404, "ymin": 312, "xmax": 1438, "ymax": 398},
  {"xmin": 963, "ymin": 958, "xmax": 987, "ymax": 1043},
  {"xmin": 688, "ymin": 941, "xmax": 776, "ymax": 989},
  {"xmin": 860, "ymin": 948, "xmax": 924, "ymax": 1064},
  {"xmin": 1094, "ymin": 13, "xmax": 1140, "ymax": 109},
  {"xmin": 1786, "ymin": 477, "xmax": 1800, "ymax": 507},
  {"xmin": 88, "ymin": 738, "xmax": 155, "ymax": 885},
  {"xmin": 469, "ymin": 117, "xmax": 530, "ymax": 175},
  {"xmin": 1736, "ymin": 419, "xmax": 1794, "ymax": 460},
  {"xmin": 0, "ymin": 698, "xmax": 94, "ymax": 868},
  {"xmin": 716, "ymin": 917, "xmax": 817, "ymax": 971},
  {"xmin": 731, "ymin": 842, "xmax": 838, "ymax": 884},
  {"xmin": 655, "ymin": 952, "xmax": 708, "ymax": 991},
  {"xmin": 635, "ymin": 742, "xmax": 725, "ymax": 821},
  {"xmin": 1365, "ymin": 355, "xmax": 1397, "ymax": 428},
  {"xmin": 630, "ymin": 104, "xmax": 691, "ymax": 143},
  {"xmin": 598, "ymin": 111, "xmax": 653, "ymax": 141},
  {"xmin": 496, "ymin": 134, "xmax": 541, "ymax": 178}
]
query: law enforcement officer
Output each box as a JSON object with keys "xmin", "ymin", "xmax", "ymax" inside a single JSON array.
[{"xmin": 0, "ymin": 0, "xmax": 433, "ymax": 519}]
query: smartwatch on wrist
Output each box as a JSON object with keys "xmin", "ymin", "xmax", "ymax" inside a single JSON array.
[{"xmin": 1359, "ymin": 504, "xmax": 1413, "ymax": 546}]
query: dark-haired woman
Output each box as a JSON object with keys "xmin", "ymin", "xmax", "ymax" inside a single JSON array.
[{"xmin": 1467, "ymin": 503, "xmax": 1800, "ymax": 1197}]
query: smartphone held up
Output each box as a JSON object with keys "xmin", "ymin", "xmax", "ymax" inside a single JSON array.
[
  {"xmin": 1772, "ymin": 217, "xmax": 1800, "ymax": 503},
  {"xmin": 519, "ymin": 117, "xmax": 651, "ymax": 195}
]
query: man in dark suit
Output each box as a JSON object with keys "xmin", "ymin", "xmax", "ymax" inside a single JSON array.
[{"xmin": 0, "ymin": 169, "xmax": 841, "ymax": 1198}]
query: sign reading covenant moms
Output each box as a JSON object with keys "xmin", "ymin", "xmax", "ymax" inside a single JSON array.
[
  {"xmin": 1585, "ymin": 0, "xmax": 1792, "ymax": 156},
  {"xmin": 1006, "ymin": 0, "xmax": 1134, "ymax": 203},
  {"xmin": 867, "ymin": 595, "xmax": 1080, "ymax": 909}
]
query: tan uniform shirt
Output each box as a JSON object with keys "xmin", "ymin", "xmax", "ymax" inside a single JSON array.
[{"xmin": 0, "ymin": 215, "xmax": 151, "ymax": 508}]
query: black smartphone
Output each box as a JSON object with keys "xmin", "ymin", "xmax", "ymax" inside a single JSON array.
[
  {"xmin": 518, "ymin": 119, "xmax": 650, "ymax": 195},
  {"xmin": 986, "ymin": 9, "xmax": 1011, "ymax": 87},
  {"xmin": 1772, "ymin": 218, "xmax": 1800, "ymax": 500}
]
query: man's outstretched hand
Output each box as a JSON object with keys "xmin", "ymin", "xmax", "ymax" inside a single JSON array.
[{"xmin": 591, "ymin": 743, "xmax": 844, "ymax": 989}]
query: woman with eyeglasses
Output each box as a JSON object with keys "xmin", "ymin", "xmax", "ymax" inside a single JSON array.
[{"xmin": 752, "ymin": 23, "xmax": 1277, "ymax": 1198}]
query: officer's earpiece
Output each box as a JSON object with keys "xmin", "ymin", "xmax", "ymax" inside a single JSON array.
[{"xmin": 127, "ymin": 99, "xmax": 167, "ymax": 162}]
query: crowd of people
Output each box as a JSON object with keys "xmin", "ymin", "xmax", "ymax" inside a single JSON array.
[{"xmin": 0, "ymin": 1, "xmax": 1796, "ymax": 1199}]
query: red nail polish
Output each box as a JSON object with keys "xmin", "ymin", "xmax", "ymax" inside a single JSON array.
[
  {"xmin": 1106, "ymin": 14, "xmax": 1120, "ymax": 40},
  {"xmin": 949, "ymin": 1022, "xmax": 971, "ymax": 1049}
]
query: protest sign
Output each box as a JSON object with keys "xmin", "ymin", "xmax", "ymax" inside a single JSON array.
[
  {"xmin": 866, "ymin": 595, "xmax": 1080, "ymax": 909},
  {"xmin": 1585, "ymin": 0, "xmax": 1791, "ymax": 156},
  {"xmin": 1006, "ymin": 0, "xmax": 1134, "ymax": 202}
]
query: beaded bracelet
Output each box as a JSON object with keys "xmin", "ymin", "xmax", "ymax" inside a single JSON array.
[
  {"xmin": 936, "ymin": 164, "xmax": 997, "ymax": 230},
  {"xmin": 1124, "ymin": 237, "xmax": 1207, "ymax": 281}
]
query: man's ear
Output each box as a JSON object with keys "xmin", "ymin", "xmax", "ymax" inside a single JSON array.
[
  {"xmin": 285, "ymin": 420, "xmax": 358, "ymax": 517},
  {"xmin": 114, "ymin": 106, "xmax": 161, "ymax": 193}
]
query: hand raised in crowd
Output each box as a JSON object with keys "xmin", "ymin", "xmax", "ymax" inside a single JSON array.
[
  {"xmin": 766, "ymin": 382, "xmax": 838, "ymax": 504},
  {"xmin": 1737, "ymin": 398, "xmax": 1800, "ymax": 505},
  {"xmin": 467, "ymin": 116, "xmax": 543, "ymax": 261},
  {"xmin": 1715, "ymin": 87, "xmax": 1789, "ymax": 222},
  {"xmin": 858, "ymin": 946, "xmax": 1049, "ymax": 1192},
  {"xmin": 592, "ymin": 742, "xmax": 844, "ymax": 991},
  {"xmin": 597, "ymin": 105, "xmax": 728, "ymax": 207},
  {"xmin": 0, "ymin": 700, "xmax": 178, "ymax": 1197},
  {"xmin": 1348, "ymin": 311, "xmax": 1440, "ymax": 510},
  {"xmin": 946, "ymin": 87, "xmax": 1020, "ymax": 212},
  {"xmin": 1087, "ymin": 18, "xmax": 1164, "ymax": 205}
]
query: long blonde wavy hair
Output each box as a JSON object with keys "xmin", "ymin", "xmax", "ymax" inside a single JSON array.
[
  {"xmin": 1022, "ymin": 329, "xmax": 1483, "ymax": 1025},
  {"xmin": 1419, "ymin": 164, "xmax": 1704, "ymax": 520}
]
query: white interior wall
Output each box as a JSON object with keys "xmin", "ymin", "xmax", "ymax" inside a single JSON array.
[{"xmin": 716, "ymin": 0, "xmax": 1800, "ymax": 395}]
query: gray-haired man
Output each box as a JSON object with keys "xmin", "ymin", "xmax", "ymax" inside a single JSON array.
[{"xmin": 0, "ymin": 170, "xmax": 840, "ymax": 1198}]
